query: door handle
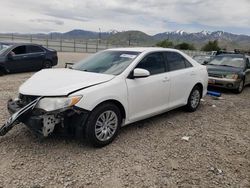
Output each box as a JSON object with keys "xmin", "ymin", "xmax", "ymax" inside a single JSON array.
[
  {"xmin": 162, "ymin": 77, "xmax": 170, "ymax": 82},
  {"xmin": 190, "ymin": 71, "xmax": 196, "ymax": 76}
]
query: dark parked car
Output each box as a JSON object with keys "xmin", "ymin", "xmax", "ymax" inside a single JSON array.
[
  {"xmin": 0, "ymin": 43, "xmax": 58, "ymax": 75},
  {"xmin": 206, "ymin": 54, "xmax": 250, "ymax": 93}
]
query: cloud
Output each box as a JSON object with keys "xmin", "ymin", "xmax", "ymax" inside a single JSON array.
[
  {"xmin": 30, "ymin": 19, "xmax": 64, "ymax": 25},
  {"xmin": 0, "ymin": 0, "xmax": 250, "ymax": 34}
]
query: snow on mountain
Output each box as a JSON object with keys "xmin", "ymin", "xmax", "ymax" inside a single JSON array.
[{"xmin": 200, "ymin": 30, "xmax": 211, "ymax": 35}]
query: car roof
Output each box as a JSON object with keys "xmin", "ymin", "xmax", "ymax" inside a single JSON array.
[
  {"xmin": 193, "ymin": 55, "xmax": 207, "ymax": 57},
  {"xmin": 106, "ymin": 47, "xmax": 181, "ymax": 53},
  {"xmin": 216, "ymin": 53, "xmax": 245, "ymax": 58},
  {"xmin": 0, "ymin": 42, "xmax": 42, "ymax": 47}
]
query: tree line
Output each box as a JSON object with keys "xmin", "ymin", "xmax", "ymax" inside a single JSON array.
[{"xmin": 156, "ymin": 39, "xmax": 221, "ymax": 51}]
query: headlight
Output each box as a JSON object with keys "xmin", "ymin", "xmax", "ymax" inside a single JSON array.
[
  {"xmin": 36, "ymin": 96, "xmax": 82, "ymax": 112},
  {"xmin": 225, "ymin": 74, "xmax": 238, "ymax": 80}
]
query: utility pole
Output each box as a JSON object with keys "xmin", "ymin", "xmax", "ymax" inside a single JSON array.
[{"xmin": 128, "ymin": 33, "xmax": 131, "ymax": 46}]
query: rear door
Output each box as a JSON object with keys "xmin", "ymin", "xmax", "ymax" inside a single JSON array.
[
  {"xmin": 26, "ymin": 45, "xmax": 46, "ymax": 70},
  {"xmin": 164, "ymin": 52, "xmax": 197, "ymax": 108},
  {"xmin": 126, "ymin": 52, "xmax": 171, "ymax": 122}
]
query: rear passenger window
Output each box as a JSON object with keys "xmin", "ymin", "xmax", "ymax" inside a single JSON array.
[
  {"xmin": 136, "ymin": 52, "xmax": 165, "ymax": 75},
  {"xmin": 165, "ymin": 52, "xmax": 192, "ymax": 71},
  {"xmin": 27, "ymin": 45, "xmax": 44, "ymax": 53}
]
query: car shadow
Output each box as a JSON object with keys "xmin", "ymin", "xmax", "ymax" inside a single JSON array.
[
  {"xmin": 11, "ymin": 106, "xmax": 186, "ymax": 149},
  {"xmin": 208, "ymin": 84, "xmax": 250, "ymax": 95},
  {"xmin": 208, "ymin": 86, "xmax": 235, "ymax": 94}
]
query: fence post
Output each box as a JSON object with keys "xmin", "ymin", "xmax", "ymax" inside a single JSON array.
[
  {"xmin": 60, "ymin": 38, "xmax": 62, "ymax": 52},
  {"xmin": 85, "ymin": 41, "xmax": 88, "ymax": 53},
  {"xmin": 74, "ymin": 39, "xmax": 76, "ymax": 52},
  {"xmin": 96, "ymin": 40, "xmax": 98, "ymax": 52},
  {"xmin": 11, "ymin": 33, "xmax": 14, "ymax": 41},
  {"xmin": 46, "ymin": 39, "xmax": 48, "ymax": 48},
  {"xmin": 30, "ymin": 35, "xmax": 32, "ymax": 43},
  {"xmin": 106, "ymin": 41, "xmax": 108, "ymax": 49}
]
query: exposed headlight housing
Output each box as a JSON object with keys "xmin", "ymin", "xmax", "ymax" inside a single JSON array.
[
  {"xmin": 224, "ymin": 74, "xmax": 238, "ymax": 80},
  {"xmin": 36, "ymin": 96, "xmax": 82, "ymax": 112}
]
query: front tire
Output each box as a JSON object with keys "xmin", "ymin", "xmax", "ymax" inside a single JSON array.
[
  {"xmin": 0, "ymin": 68, "xmax": 5, "ymax": 76},
  {"xmin": 84, "ymin": 103, "xmax": 122, "ymax": 147},
  {"xmin": 234, "ymin": 79, "xmax": 244, "ymax": 94},
  {"xmin": 185, "ymin": 86, "xmax": 201, "ymax": 112}
]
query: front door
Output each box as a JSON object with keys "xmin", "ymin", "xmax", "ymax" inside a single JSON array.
[
  {"xmin": 6, "ymin": 45, "xmax": 30, "ymax": 73},
  {"xmin": 126, "ymin": 52, "xmax": 171, "ymax": 123}
]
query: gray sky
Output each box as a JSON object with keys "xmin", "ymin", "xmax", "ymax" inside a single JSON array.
[{"xmin": 1, "ymin": 0, "xmax": 250, "ymax": 35}]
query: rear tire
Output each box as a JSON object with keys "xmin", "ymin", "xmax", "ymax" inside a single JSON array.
[
  {"xmin": 84, "ymin": 103, "xmax": 122, "ymax": 147},
  {"xmin": 43, "ymin": 60, "xmax": 52, "ymax": 69},
  {"xmin": 185, "ymin": 86, "xmax": 201, "ymax": 112}
]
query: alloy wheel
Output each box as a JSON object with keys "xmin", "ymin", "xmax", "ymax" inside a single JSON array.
[
  {"xmin": 95, "ymin": 110, "xmax": 118, "ymax": 142},
  {"xmin": 190, "ymin": 89, "xmax": 201, "ymax": 109}
]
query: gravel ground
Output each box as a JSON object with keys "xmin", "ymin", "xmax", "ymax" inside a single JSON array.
[{"xmin": 0, "ymin": 52, "xmax": 250, "ymax": 188}]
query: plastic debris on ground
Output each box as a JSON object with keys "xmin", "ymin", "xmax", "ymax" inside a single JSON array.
[
  {"xmin": 210, "ymin": 167, "xmax": 223, "ymax": 175},
  {"xmin": 181, "ymin": 136, "xmax": 190, "ymax": 141}
]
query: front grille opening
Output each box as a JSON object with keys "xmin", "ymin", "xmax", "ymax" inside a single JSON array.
[
  {"xmin": 208, "ymin": 73, "xmax": 224, "ymax": 78},
  {"xmin": 19, "ymin": 94, "xmax": 40, "ymax": 107}
]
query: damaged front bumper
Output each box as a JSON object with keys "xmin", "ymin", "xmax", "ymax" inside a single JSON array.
[
  {"xmin": 0, "ymin": 98, "xmax": 41, "ymax": 136},
  {"xmin": 1, "ymin": 98, "xmax": 89, "ymax": 138}
]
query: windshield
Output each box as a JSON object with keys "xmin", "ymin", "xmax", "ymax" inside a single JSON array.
[
  {"xmin": 0, "ymin": 44, "xmax": 12, "ymax": 55},
  {"xmin": 208, "ymin": 56, "xmax": 245, "ymax": 68},
  {"xmin": 72, "ymin": 50, "xmax": 140, "ymax": 75}
]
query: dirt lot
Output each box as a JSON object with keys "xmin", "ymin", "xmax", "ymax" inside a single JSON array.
[{"xmin": 0, "ymin": 52, "xmax": 249, "ymax": 188}]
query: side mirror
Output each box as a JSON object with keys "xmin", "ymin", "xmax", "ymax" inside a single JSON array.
[{"xmin": 133, "ymin": 68, "xmax": 150, "ymax": 78}]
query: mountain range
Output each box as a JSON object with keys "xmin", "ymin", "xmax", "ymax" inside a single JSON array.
[{"xmin": 10, "ymin": 29, "xmax": 250, "ymax": 50}]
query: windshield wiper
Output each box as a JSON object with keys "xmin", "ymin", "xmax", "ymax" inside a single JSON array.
[{"xmin": 221, "ymin": 65, "xmax": 235, "ymax": 68}]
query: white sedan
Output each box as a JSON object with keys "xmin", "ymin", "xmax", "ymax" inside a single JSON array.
[{"xmin": 1, "ymin": 48, "xmax": 208, "ymax": 147}]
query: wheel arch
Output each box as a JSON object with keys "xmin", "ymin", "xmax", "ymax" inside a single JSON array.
[
  {"xmin": 43, "ymin": 59, "xmax": 53, "ymax": 68},
  {"xmin": 92, "ymin": 99, "xmax": 126, "ymax": 121},
  {"xmin": 194, "ymin": 82, "xmax": 204, "ymax": 96},
  {"xmin": 44, "ymin": 59, "xmax": 52, "ymax": 64}
]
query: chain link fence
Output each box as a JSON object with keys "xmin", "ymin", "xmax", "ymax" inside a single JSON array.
[{"xmin": 0, "ymin": 33, "xmax": 208, "ymax": 56}]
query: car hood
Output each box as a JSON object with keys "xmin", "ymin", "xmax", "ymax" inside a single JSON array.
[
  {"xmin": 19, "ymin": 68, "xmax": 115, "ymax": 96},
  {"xmin": 206, "ymin": 65, "xmax": 242, "ymax": 75}
]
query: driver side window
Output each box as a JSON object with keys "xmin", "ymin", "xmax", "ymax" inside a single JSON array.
[
  {"xmin": 136, "ymin": 52, "xmax": 165, "ymax": 75},
  {"xmin": 11, "ymin": 46, "xmax": 27, "ymax": 55}
]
